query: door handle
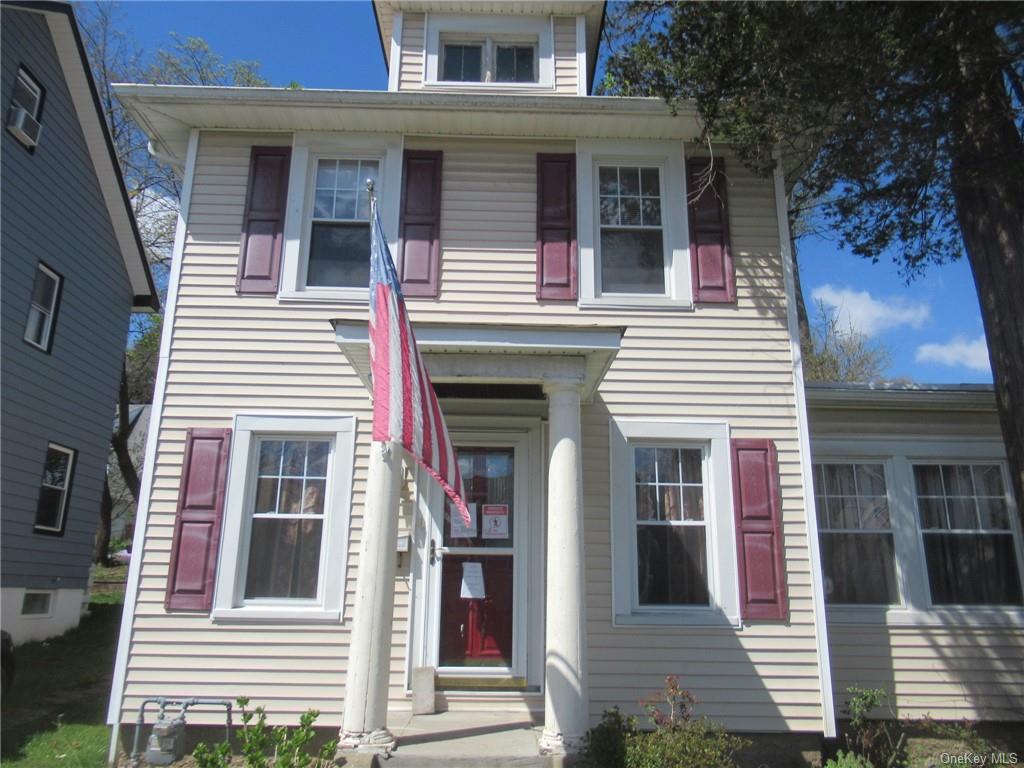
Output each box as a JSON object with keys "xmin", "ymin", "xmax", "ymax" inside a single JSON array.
[{"xmin": 430, "ymin": 539, "xmax": 449, "ymax": 565}]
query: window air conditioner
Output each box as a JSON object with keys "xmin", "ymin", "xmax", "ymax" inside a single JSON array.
[{"xmin": 7, "ymin": 106, "xmax": 42, "ymax": 148}]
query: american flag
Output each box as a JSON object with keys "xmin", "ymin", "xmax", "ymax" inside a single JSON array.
[{"xmin": 368, "ymin": 199, "xmax": 471, "ymax": 527}]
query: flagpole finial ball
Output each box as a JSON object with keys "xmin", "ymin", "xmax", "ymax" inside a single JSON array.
[{"xmin": 365, "ymin": 178, "xmax": 375, "ymax": 193}]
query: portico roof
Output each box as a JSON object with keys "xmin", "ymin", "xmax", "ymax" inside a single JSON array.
[{"xmin": 332, "ymin": 320, "xmax": 622, "ymax": 403}]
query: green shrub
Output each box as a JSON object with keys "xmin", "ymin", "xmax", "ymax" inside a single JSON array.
[
  {"xmin": 193, "ymin": 698, "xmax": 338, "ymax": 768},
  {"xmin": 842, "ymin": 687, "xmax": 906, "ymax": 768},
  {"xmin": 824, "ymin": 750, "xmax": 874, "ymax": 768},
  {"xmin": 625, "ymin": 719, "xmax": 748, "ymax": 768},
  {"xmin": 579, "ymin": 708, "xmax": 636, "ymax": 768},
  {"xmin": 579, "ymin": 676, "xmax": 748, "ymax": 768}
]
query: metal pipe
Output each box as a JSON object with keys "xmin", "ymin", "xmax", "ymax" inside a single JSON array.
[{"xmin": 129, "ymin": 696, "xmax": 233, "ymax": 766}]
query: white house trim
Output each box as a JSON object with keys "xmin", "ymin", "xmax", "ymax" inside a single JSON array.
[
  {"xmin": 423, "ymin": 13, "xmax": 554, "ymax": 91},
  {"xmin": 774, "ymin": 156, "xmax": 836, "ymax": 737},
  {"xmin": 388, "ymin": 11, "xmax": 403, "ymax": 92},
  {"xmin": 106, "ymin": 127, "xmax": 200, "ymax": 759},
  {"xmin": 575, "ymin": 15, "xmax": 587, "ymax": 96},
  {"xmin": 576, "ymin": 138, "xmax": 693, "ymax": 310},
  {"xmin": 278, "ymin": 131, "xmax": 403, "ymax": 303}
]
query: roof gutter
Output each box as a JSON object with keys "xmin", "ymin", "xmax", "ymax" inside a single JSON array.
[{"xmin": 805, "ymin": 384, "xmax": 997, "ymax": 411}]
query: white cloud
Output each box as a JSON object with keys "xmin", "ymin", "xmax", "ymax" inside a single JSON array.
[
  {"xmin": 811, "ymin": 284, "xmax": 931, "ymax": 336},
  {"xmin": 915, "ymin": 335, "xmax": 991, "ymax": 373}
]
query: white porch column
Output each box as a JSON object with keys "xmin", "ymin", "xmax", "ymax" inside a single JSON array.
[
  {"xmin": 539, "ymin": 384, "xmax": 588, "ymax": 754},
  {"xmin": 339, "ymin": 442, "xmax": 402, "ymax": 753}
]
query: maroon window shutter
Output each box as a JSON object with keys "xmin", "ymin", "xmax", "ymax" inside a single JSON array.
[
  {"xmin": 165, "ymin": 428, "xmax": 232, "ymax": 612},
  {"xmin": 536, "ymin": 153, "xmax": 577, "ymax": 300},
  {"xmin": 732, "ymin": 438, "xmax": 788, "ymax": 621},
  {"xmin": 236, "ymin": 146, "xmax": 291, "ymax": 294},
  {"xmin": 398, "ymin": 150, "xmax": 443, "ymax": 297},
  {"xmin": 687, "ymin": 158, "xmax": 735, "ymax": 303}
]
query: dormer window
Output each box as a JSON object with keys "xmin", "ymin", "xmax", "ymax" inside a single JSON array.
[{"xmin": 440, "ymin": 38, "xmax": 538, "ymax": 84}]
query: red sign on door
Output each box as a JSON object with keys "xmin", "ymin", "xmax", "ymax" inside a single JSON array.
[{"xmin": 481, "ymin": 504, "xmax": 509, "ymax": 539}]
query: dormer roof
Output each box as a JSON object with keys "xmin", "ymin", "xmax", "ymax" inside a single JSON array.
[{"xmin": 373, "ymin": 0, "xmax": 606, "ymax": 93}]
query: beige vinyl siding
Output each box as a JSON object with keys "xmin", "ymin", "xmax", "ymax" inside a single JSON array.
[
  {"xmin": 553, "ymin": 17, "xmax": 578, "ymax": 94},
  {"xmin": 398, "ymin": 12, "xmax": 425, "ymax": 90},
  {"xmin": 810, "ymin": 403, "xmax": 1024, "ymax": 722},
  {"xmin": 830, "ymin": 626, "xmax": 1024, "ymax": 720},
  {"xmin": 120, "ymin": 132, "xmax": 826, "ymax": 732}
]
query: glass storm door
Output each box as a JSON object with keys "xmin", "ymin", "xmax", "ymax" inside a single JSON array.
[{"xmin": 437, "ymin": 447, "xmax": 516, "ymax": 669}]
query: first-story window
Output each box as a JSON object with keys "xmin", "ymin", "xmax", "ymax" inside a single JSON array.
[
  {"xmin": 35, "ymin": 443, "xmax": 75, "ymax": 534},
  {"xmin": 245, "ymin": 438, "xmax": 330, "ymax": 600},
  {"xmin": 307, "ymin": 158, "xmax": 379, "ymax": 289},
  {"xmin": 24, "ymin": 263, "xmax": 61, "ymax": 351},
  {"xmin": 213, "ymin": 415, "xmax": 355, "ymax": 621},
  {"xmin": 599, "ymin": 165, "xmax": 665, "ymax": 294},
  {"xmin": 610, "ymin": 420, "xmax": 737, "ymax": 626},
  {"xmin": 913, "ymin": 463, "xmax": 1022, "ymax": 606},
  {"xmin": 813, "ymin": 463, "xmax": 899, "ymax": 605},
  {"xmin": 634, "ymin": 446, "xmax": 709, "ymax": 605}
]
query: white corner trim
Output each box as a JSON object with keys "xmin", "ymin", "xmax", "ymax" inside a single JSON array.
[
  {"xmin": 774, "ymin": 155, "xmax": 836, "ymax": 737},
  {"xmin": 106, "ymin": 128, "xmax": 200, "ymax": 736},
  {"xmin": 575, "ymin": 15, "xmax": 587, "ymax": 96},
  {"xmin": 388, "ymin": 12, "xmax": 403, "ymax": 93}
]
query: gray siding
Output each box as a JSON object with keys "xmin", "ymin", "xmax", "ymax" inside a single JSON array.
[{"xmin": 1, "ymin": 7, "xmax": 134, "ymax": 591}]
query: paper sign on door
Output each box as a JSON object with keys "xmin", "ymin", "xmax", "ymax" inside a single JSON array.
[
  {"xmin": 450, "ymin": 502, "xmax": 477, "ymax": 539},
  {"xmin": 460, "ymin": 561, "xmax": 485, "ymax": 599},
  {"xmin": 481, "ymin": 504, "xmax": 510, "ymax": 539}
]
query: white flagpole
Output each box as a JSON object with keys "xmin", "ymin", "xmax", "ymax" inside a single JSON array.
[{"xmin": 338, "ymin": 179, "xmax": 402, "ymax": 755}]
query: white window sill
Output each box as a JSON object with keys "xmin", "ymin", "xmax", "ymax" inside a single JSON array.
[
  {"xmin": 827, "ymin": 606, "xmax": 1024, "ymax": 628},
  {"xmin": 278, "ymin": 289, "xmax": 368, "ymax": 305},
  {"xmin": 212, "ymin": 606, "xmax": 341, "ymax": 624},
  {"xmin": 614, "ymin": 610, "xmax": 740, "ymax": 629},
  {"xmin": 579, "ymin": 297, "xmax": 695, "ymax": 312}
]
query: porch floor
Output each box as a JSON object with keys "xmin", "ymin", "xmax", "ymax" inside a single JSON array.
[{"xmin": 378, "ymin": 710, "xmax": 559, "ymax": 766}]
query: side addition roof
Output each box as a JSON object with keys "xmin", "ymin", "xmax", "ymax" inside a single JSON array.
[{"xmin": 4, "ymin": 0, "xmax": 159, "ymax": 311}]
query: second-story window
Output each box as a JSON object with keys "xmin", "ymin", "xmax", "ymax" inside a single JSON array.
[
  {"xmin": 495, "ymin": 45, "xmax": 535, "ymax": 83},
  {"xmin": 307, "ymin": 158, "xmax": 379, "ymax": 288},
  {"xmin": 7, "ymin": 67, "xmax": 44, "ymax": 149},
  {"xmin": 24, "ymin": 262, "xmax": 61, "ymax": 351},
  {"xmin": 599, "ymin": 166, "xmax": 665, "ymax": 294}
]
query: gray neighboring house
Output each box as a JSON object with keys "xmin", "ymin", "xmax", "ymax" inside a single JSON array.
[
  {"xmin": 108, "ymin": 404, "xmax": 151, "ymax": 543},
  {"xmin": 1, "ymin": 0, "xmax": 158, "ymax": 644}
]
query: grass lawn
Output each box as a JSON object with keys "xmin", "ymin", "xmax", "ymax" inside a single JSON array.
[{"xmin": 1, "ymin": 573, "xmax": 125, "ymax": 768}]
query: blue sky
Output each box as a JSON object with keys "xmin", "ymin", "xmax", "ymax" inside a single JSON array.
[{"xmin": 102, "ymin": 0, "xmax": 990, "ymax": 384}]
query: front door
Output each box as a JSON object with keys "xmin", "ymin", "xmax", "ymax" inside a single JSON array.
[
  {"xmin": 416, "ymin": 429, "xmax": 539, "ymax": 685},
  {"xmin": 438, "ymin": 447, "xmax": 516, "ymax": 667}
]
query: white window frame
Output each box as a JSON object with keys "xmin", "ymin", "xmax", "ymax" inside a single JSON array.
[
  {"xmin": 278, "ymin": 132, "xmax": 403, "ymax": 303},
  {"xmin": 12, "ymin": 67, "xmax": 43, "ymax": 117},
  {"xmin": 609, "ymin": 418, "xmax": 739, "ymax": 626},
  {"xmin": 212, "ymin": 414, "xmax": 356, "ymax": 622},
  {"xmin": 34, "ymin": 442, "xmax": 75, "ymax": 534},
  {"xmin": 813, "ymin": 458, "xmax": 907, "ymax": 610},
  {"xmin": 424, "ymin": 14, "xmax": 554, "ymax": 91},
  {"xmin": 813, "ymin": 438, "xmax": 1024, "ymax": 627},
  {"xmin": 439, "ymin": 36, "xmax": 539, "ymax": 84},
  {"xmin": 21, "ymin": 589, "xmax": 54, "ymax": 618},
  {"xmin": 577, "ymin": 139, "xmax": 693, "ymax": 310},
  {"xmin": 23, "ymin": 262, "xmax": 61, "ymax": 351}
]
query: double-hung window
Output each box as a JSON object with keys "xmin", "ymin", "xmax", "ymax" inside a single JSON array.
[
  {"xmin": 814, "ymin": 445, "xmax": 1024, "ymax": 624},
  {"xmin": 214, "ymin": 415, "xmax": 355, "ymax": 621},
  {"xmin": 913, "ymin": 463, "xmax": 1022, "ymax": 606},
  {"xmin": 610, "ymin": 420, "xmax": 738, "ymax": 625},
  {"xmin": 307, "ymin": 158, "xmax": 378, "ymax": 289},
  {"xmin": 35, "ymin": 443, "xmax": 75, "ymax": 535},
  {"xmin": 24, "ymin": 263, "xmax": 61, "ymax": 351},
  {"xmin": 814, "ymin": 463, "xmax": 899, "ymax": 605},
  {"xmin": 599, "ymin": 166, "xmax": 665, "ymax": 294},
  {"xmin": 578, "ymin": 140, "xmax": 692, "ymax": 308}
]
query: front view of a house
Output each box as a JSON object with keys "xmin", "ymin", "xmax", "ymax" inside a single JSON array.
[{"xmin": 106, "ymin": 2, "xmax": 1024, "ymax": 762}]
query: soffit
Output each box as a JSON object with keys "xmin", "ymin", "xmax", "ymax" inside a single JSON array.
[{"xmin": 113, "ymin": 84, "xmax": 701, "ymax": 169}]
